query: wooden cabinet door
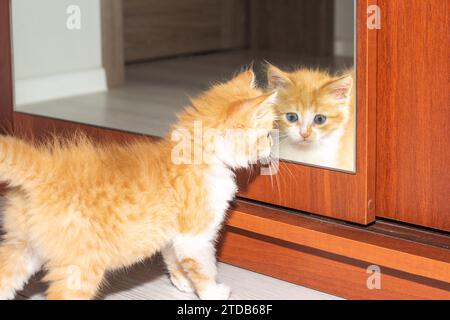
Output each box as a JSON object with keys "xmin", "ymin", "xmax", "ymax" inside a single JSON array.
[
  {"xmin": 376, "ymin": 0, "xmax": 450, "ymax": 231},
  {"xmin": 0, "ymin": 0, "xmax": 13, "ymax": 133},
  {"xmin": 237, "ymin": 0, "xmax": 378, "ymax": 225},
  {"xmin": 123, "ymin": 0, "xmax": 247, "ymax": 62}
]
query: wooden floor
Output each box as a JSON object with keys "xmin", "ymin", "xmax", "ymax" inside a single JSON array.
[
  {"xmin": 0, "ymin": 197, "xmax": 340, "ymax": 300},
  {"xmin": 16, "ymin": 50, "xmax": 353, "ymax": 138}
]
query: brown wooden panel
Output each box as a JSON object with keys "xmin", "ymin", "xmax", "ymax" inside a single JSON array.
[
  {"xmin": 376, "ymin": 0, "xmax": 450, "ymax": 231},
  {"xmin": 227, "ymin": 200, "xmax": 450, "ymax": 283},
  {"xmin": 0, "ymin": 0, "xmax": 13, "ymax": 134},
  {"xmin": 238, "ymin": 0, "xmax": 378, "ymax": 225},
  {"xmin": 370, "ymin": 220, "xmax": 450, "ymax": 249},
  {"xmin": 0, "ymin": 0, "xmax": 12, "ymax": 195},
  {"xmin": 124, "ymin": 0, "xmax": 247, "ymax": 62},
  {"xmin": 249, "ymin": 0, "xmax": 334, "ymax": 56},
  {"xmin": 218, "ymin": 227, "xmax": 450, "ymax": 300},
  {"xmin": 13, "ymin": 112, "xmax": 151, "ymax": 144}
]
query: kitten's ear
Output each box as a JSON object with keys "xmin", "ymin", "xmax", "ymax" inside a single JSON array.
[
  {"xmin": 267, "ymin": 64, "xmax": 292, "ymax": 90},
  {"xmin": 244, "ymin": 91, "xmax": 278, "ymax": 120},
  {"xmin": 322, "ymin": 75, "xmax": 353, "ymax": 102},
  {"xmin": 231, "ymin": 70, "xmax": 256, "ymax": 89},
  {"xmin": 229, "ymin": 91, "xmax": 277, "ymax": 126}
]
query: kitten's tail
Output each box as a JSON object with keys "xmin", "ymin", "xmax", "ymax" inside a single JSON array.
[{"xmin": 0, "ymin": 135, "xmax": 43, "ymax": 188}]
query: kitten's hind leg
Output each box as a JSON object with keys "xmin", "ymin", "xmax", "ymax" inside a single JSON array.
[
  {"xmin": 44, "ymin": 261, "xmax": 106, "ymax": 300},
  {"xmin": 162, "ymin": 244, "xmax": 194, "ymax": 293},
  {"xmin": 0, "ymin": 239, "xmax": 42, "ymax": 300},
  {"xmin": 173, "ymin": 235, "xmax": 231, "ymax": 300}
]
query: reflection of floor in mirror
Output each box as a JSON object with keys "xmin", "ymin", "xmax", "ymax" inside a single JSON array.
[
  {"xmin": 15, "ymin": 50, "xmax": 353, "ymax": 138},
  {"xmin": 0, "ymin": 197, "xmax": 341, "ymax": 300}
]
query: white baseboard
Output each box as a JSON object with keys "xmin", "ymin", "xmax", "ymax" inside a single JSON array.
[
  {"xmin": 14, "ymin": 68, "xmax": 107, "ymax": 106},
  {"xmin": 334, "ymin": 40, "xmax": 354, "ymax": 58}
]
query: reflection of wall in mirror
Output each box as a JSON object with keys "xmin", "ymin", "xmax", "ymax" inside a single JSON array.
[
  {"xmin": 12, "ymin": 0, "xmax": 106, "ymax": 105},
  {"xmin": 334, "ymin": 0, "xmax": 354, "ymax": 57}
]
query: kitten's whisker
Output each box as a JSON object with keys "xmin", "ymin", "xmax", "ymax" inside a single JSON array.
[
  {"xmin": 247, "ymin": 162, "xmax": 254, "ymax": 186},
  {"xmin": 264, "ymin": 155, "xmax": 281, "ymax": 200},
  {"xmin": 285, "ymin": 162, "xmax": 296, "ymax": 181},
  {"xmin": 279, "ymin": 160, "xmax": 295, "ymax": 182},
  {"xmin": 273, "ymin": 162, "xmax": 282, "ymax": 201},
  {"xmin": 266, "ymin": 157, "xmax": 275, "ymax": 190}
]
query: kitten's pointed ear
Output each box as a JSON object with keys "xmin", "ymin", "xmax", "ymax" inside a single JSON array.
[
  {"xmin": 322, "ymin": 75, "xmax": 353, "ymax": 102},
  {"xmin": 231, "ymin": 70, "xmax": 256, "ymax": 89},
  {"xmin": 267, "ymin": 64, "xmax": 292, "ymax": 90},
  {"xmin": 244, "ymin": 91, "xmax": 278, "ymax": 119},
  {"xmin": 229, "ymin": 91, "xmax": 277, "ymax": 126}
]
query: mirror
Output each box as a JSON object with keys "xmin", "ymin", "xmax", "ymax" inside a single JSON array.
[{"xmin": 11, "ymin": 0, "xmax": 355, "ymax": 172}]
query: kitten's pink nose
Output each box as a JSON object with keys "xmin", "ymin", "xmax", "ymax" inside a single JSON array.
[{"xmin": 300, "ymin": 131, "xmax": 311, "ymax": 139}]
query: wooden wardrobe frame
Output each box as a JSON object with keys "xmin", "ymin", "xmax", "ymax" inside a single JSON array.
[{"xmin": 1, "ymin": 0, "xmax": 449, "ymax": 299}]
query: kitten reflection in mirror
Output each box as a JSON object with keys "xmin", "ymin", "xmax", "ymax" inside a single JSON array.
[{"xmin": 267, "ymin": 64, "xmax": 355, "ymax": 171}]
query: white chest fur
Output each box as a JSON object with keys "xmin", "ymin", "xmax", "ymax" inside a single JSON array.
[
  {"xmin": 278, "ymin": 129, "xmax": 343, "ymax": 169},
  {"xmin": 204, "ymin": 164, "xmax": 237, "ymax": 236}
]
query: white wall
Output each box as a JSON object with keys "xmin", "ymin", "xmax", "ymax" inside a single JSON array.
[
  {"xmin": 334, "ymin": 0, "xmax": 355, "ymax": 57},
  {"xmin": 12, "ymin": 0, "xmax": 106, "ymax": 105}
]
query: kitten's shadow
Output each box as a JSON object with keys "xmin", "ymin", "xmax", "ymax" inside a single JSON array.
[
  {"xmin": 18, "ymin": 255, "xmax": 168, "ymax": 300},
  {"xmin": 97, "ymin": 255, "xmax": 166, "ymax": 299}
]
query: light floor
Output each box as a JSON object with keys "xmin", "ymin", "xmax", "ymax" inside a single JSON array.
[
  {"xmin": 16, "ymin": 259, "xmax": 342, "ymax": 300},
  {"xmin": 0, "ymin": 197, "xmax": 341, "ymax": 300},
  {"xmin": 16, "ymin": 50, "xmax": 353, "ymax": 138}
]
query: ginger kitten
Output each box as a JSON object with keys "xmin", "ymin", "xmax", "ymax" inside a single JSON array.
[
  {"xmin": 267, "ymin": 64, "xmax": 355, "ymax": 171},
  {"xmin": 0, "ymin": 70, "xmax": 276, "ymax": 300}
]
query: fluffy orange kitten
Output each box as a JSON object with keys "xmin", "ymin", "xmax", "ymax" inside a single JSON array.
[
  {"xmin": 0, "ymin": 70, "xmax": 276, "ymax": 300},
  {"xmin": 267, "ymin": 64, "xmax": 355, "ymax": 171}
]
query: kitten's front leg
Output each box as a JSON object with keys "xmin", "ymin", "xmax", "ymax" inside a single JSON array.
[
  {"xmin": 162, "ymin": 244, "xmax": 194, "ymax": 293},
  {"xmin": 173, "ymin": 235, "xmax": 231, "ymax": 300}
]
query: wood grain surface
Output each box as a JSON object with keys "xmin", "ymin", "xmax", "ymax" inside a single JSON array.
[
  {"xmin": 0, "ymin": 0, "xmax": 13, "ymax": 134},
  {"xmin": 226, "ymin": 199, "xmax": 450, "ymax": 284},
  {"xmin": 376, "ymin": 0, "xmax": 450, "ymax": 231},
  {"xmin": 218, "ymin": 226, "xmax": 450, "ymax": 300}
]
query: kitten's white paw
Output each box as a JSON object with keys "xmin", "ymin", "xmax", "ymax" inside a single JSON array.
[
  {"xmin": 199, "ymin": 283, "xmax": 231, "ymax": 300},
  {"xmin": 0, "ymin": 289, "xmax": 16, "ymax": 300},
  {"xmin": 170, "ymin": 275, "xmax": 195, "ymax": 293}
]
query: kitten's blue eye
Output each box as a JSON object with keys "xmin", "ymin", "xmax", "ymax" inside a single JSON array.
[
  {"xmin": 286, "ymin": 113, "xmax": 299, "ymax": 123},
  {"xmin": 314, "ymin": 114, "xmax": 327, "ymax": 125}
]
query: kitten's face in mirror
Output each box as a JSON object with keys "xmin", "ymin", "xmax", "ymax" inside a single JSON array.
[
  {"xmin": 268, "ymin": 65, "xmax": 353, "ymax": 146},
  {"xmin": 278, "ymin": 97, "xmax": 346, "ymax": 145}
]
